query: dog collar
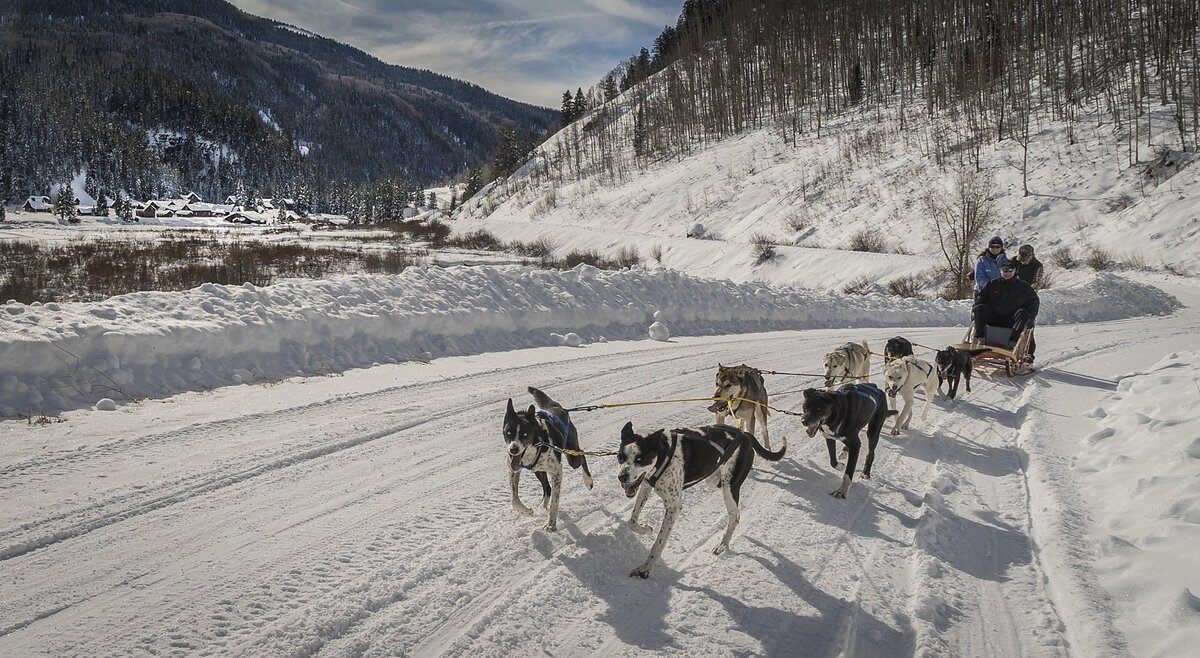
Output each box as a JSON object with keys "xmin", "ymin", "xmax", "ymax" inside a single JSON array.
[{"xmin": 646, "ymin": 434, "xmax": 678, "ymax": 488}]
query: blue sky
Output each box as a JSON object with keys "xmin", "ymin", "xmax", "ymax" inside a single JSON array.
[{"xmin": 230, "ymin": 0, "xmax": 681, "ymax": 108}]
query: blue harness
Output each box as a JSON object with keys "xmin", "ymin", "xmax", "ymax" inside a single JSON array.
[
  {"xmin": 833, "ymin": 386, "xmax": 883, "ymax": 438},
  {"xmin": 520, "ymin": 410, "xmax": 571, "ymax": 470}
]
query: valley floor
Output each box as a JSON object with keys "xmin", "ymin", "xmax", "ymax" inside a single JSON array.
[{"xmin": 1, "ymin": 282, "xmax": 1198, "ymax": 656}]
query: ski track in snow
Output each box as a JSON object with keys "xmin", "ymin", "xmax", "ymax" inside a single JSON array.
[{"xmin": 2, "ymin": 290, "xmax": 1199, "ymax": 655}]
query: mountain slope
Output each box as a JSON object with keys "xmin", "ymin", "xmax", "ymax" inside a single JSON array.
[{"xmin": 0, "ymin": 0, "xmax": 557, "ymax": 201}]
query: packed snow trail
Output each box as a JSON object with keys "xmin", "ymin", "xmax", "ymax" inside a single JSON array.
[{"xmin": 1, "ymin": 289, "xmax": 1198, "ymax": 655}]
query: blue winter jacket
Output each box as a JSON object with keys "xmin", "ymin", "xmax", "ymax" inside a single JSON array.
[{"xmin": 974, "ymin": 251, "xmax": 1009, "ymax": 292}]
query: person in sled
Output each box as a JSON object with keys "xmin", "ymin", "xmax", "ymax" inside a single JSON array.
[
  {"xmin": 1014, "ymin": 244, "xmax": 1045, "ymax": 290},
  {"xmin": 973, "ymin": 261, "xmax": 1039, "ymax": 363},
  {"xmin": 974, "ymin": 235, "xmax": 1009, "ymax": 292}
]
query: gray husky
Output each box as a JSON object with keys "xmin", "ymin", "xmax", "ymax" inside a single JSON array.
[
  {"xmin": 502, "ymin": 387, "xmax": 593, "ymax": 532},
  {"xmin": 707, "ymin": 364, "xmax": 772, "ymax": 449}
]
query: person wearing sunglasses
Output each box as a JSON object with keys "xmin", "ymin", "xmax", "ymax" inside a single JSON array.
[
  {"xmin": 973, "ymin": 260, "xmax": 1039, "ymax": 363},
  {"xmin": 974, "ymin": 235, "xmax": 1009, "ymax": 293}
]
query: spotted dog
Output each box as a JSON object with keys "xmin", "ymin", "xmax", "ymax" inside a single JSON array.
[
  {"xmin": 502, "ymin": 387, "xmax": 593, "ymax": 532},
  {"xmin": 800, "ymin": 383, "xmax": 894, "ymax": 499},
  {"xmin": 823, "ymin": 340, "xmax": 872, "ymax": 388},
  {"xmin": 616, "ymin": 422, "xmax": 786, "ymax": 578},
  {"xmin": 706, "ymin": 363, "xmax": 772, "ymax": 449},
  {"xmin": 882, "ymin": 356, "xmax": 937, "ymax": 435}
]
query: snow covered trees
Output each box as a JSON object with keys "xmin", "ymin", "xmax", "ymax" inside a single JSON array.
[{"xmin": 54, "ymin": 185, "xmax": 77, "ymax": 224}]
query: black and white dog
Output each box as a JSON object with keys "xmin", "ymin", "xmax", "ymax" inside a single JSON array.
[
  {"xmin": 616, "ymin": 423, "xmax": 786, "ymax": 578},
  {"xmin": 884, "ymin": 336, "xmax": 914, "ymax": 361},
  {"xmin": 503, "ymin": 387, "xmax": 593, "ymax": 532},
  {"xmin": 800, "ymin": 383, "xmax": 895, "ymax": 499},
  {"xmin": 935, "ymin": 347, "xmax": 974, "ymax": 399}
]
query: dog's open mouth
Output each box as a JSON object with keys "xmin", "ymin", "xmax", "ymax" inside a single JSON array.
[
  {"xmin": 622, "ymin": 474, "xmax": 645, "ymax": 497},
  {"xmin": 508, "ymin": 451, "xmax": 524, "ymax": 471},
  {"xmin": 805, "ymin": 424, "xmax": 819, "ymax": 438},
  {"xmin": 707, "ymin": 400, "xmax": 728, "ymax": 413}
]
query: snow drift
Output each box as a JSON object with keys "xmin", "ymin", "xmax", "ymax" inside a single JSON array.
[{"xmin": 0, "ymin": 265, "xmax": 1177, "ymax": 415}]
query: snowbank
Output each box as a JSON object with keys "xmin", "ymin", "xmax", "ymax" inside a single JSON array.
[
  {"xmin": 1074, "ymin": 351, "xmax": 1200, "ymax": 656},
  {"xmin": 0, "ymin": 266, "xmax": 1176, "ymax": 415}
]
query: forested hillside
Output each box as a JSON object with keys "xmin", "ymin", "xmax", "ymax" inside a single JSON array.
[{"xmin": 0, "ymin": 0, "xmax": 557, "ymax": 208}]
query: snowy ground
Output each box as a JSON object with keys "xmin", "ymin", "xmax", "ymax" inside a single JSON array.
[{"xmin": 1, "ymin": 274, "xmax": 1197, "ymax": 656}]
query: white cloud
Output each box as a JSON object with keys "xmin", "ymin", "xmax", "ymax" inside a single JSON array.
[{"xmin": 230, "ymin": 0, "xmax": 680, "ymax": 106}]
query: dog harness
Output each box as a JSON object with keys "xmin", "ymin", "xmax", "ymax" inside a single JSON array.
[
  {"xmin": 520, "ymin": 410, "xmax": 571, "ymax": 470},
  {"xmin": 909, "ymin": 360, "xmax": 933, "ymax": 377},
  {"xmin": 832, "ymin": 387, "xmax": 882, "ymax": 438},
  {"xmin": 646, "ymin": 433, "xmax": 743, "ymax": 489}
]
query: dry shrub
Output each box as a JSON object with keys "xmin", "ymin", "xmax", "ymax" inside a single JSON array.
[
  {"xmin": 1050, "ymin": 246, "xmax": 1074, "ymax": 268},
  {"xmin": 1085, "ymin": 245, "xmax": 1112, "ymax": 270},
  {"xmin": 750, "ymin": 234, "xmax": 778, "ymax": 264},
  {"xmin": 649, "ymin": 244, "xmax": 664, "ymax": 263},
  {"xmin": 842, "ymin": 275, "xmax": 876, "ymax": 295},
  {"xmin": 886, "ymin": 273, "xmax": 926, "ymax": 299},
  {"xmin": 508, "ymin": 237, "xmax": 555, "ymax": 259},
  {"xmin": 616, "ymin": 246, "xmax": 641, "ymax": 269},
  {"xmin": 446, "ymin": 229, "xmax": 504, "ymax": 251},
  {"xmin": 848, "ymin": 227, "xmax": 887, "ymax": 253}
]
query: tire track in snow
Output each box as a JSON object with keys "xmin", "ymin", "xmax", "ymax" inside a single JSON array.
[{"xmin": 0, "ymin": 344, "xmax": 753, "ymax": 563}]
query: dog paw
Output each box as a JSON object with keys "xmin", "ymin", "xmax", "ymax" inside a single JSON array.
[
  {"xmin": 829, "ymin": 460, "xmax": 839, "ymax": 469},
  {"xmin": 629, "ymin": 567, "xmax": 651, "ymax": 579},
  {"xmin": 582, "ymin": 475, "xmax": 594, "ymax": 490},
  {"xmin": 891, "ymin": 429, "xmax": 900, "ymax": 436},
  {"xmin": 830, "ymin": 489, "xmax": 847, "ymax": 499},
  {"xmin": 542, "ymin": 521, "xmax": 558, "ymax": 533},
  {"xmin": 862, "ymin": 472, "xmax": 872, "ymax": 480},
  {"xmin": 512, "ymin": 502, "xmax": 534, "ymax": 516},
  {"xmin": 629, "ymin": 521, "xmax": 653, "ymax": 535},
  {"xmin": 711, "ymin": 542, "xmax": 728, "ymax": 555}
]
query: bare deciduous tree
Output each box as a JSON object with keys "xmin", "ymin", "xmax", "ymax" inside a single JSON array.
[{"xmin": 924, "ymin": 170, "xmax": 998, "ymax": 300}]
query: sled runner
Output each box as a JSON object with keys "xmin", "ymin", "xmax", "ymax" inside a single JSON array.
[{"xmin": 951, "ymin": 323, "xmax": 1035, "ymax": 377}]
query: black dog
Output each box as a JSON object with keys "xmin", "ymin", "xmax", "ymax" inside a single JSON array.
[
  {"xmin": 800, "ymin": 383, "xmax": 894, "ymax": 499},
  {"xmin": 934, "ymin": 347, "xmax": 973, "ymax": 399},
  {"xmin": 884, "ymin": 336, "xmax": 914, "ymax": 361},
  {"xmin": 503, "ymin": 387, "xmax": 593, "ymax": 532}
]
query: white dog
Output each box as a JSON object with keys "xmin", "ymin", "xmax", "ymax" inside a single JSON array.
[
  {"xmin": 823, "ymin": 340, "xmax": 871, "ymax": 389},
  {"xmin": 882, "ymin": 356, "xmax": 937, "ymax": 435}
]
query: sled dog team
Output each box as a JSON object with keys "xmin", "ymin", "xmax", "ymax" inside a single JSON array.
[{"xmin": 503, "ymin": 337, "xmax": 973, "ymax": 578}]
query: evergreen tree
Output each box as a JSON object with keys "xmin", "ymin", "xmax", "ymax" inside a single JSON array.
[
  {"xmin": 427, "ymin": 191, "xmax": 438, "ymax": 210},
  {"xmin": 0, "ymin": 197, "xmax": 6, "ymax": 222},
  {"xmin": 235, "ymin": 180, "xmax": 248, "ymax": 210},
  {"xmin": 464, "ymin": 168, "xmax": 483, "ymax": 199},
  {"xmin": 95, "ymin": 187, "xmax": 110, "ymax": 217},
  {"xmin": 601, "ymin": 74, "xmax": 619, "ymax": 102},
  {"xmin": 573, "ymin": 87, "xmax": 587, "ymax": 120},
  {"xmin": 54, "ymin": 184, "xmax": 77, "ymax": 224},
  {"xmin": 276, "ymin": 204, "xmax": 288, "ymax": 224},
  {"xmin": 560, "ymin": 90, "xmax": 575, "ymax": 126}
]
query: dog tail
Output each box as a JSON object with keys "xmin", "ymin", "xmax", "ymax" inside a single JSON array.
[
  {"xmin": 750, "ymin": 434, "xmax": 787, "ymax": 462},
  {"xmin": 527, "ymin": 386, "xmax": 562, "ymax": 411}
]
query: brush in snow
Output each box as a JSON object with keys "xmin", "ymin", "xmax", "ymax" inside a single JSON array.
[
  {"xmin": 502, "ymin": 387, "xmax": 593, "ymax": 532},
  {"xmin": 617, "ymin": 422, "xmax": 786, "ymax": 578}
]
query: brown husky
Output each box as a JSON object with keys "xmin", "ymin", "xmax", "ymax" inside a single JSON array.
[{"xmin": 707, "ymin": 364, "xmax": 771, "ymax": 449}]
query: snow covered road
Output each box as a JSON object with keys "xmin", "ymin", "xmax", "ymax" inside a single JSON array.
[{"xmin": 2, "ymin": 286, "xmax": 1199, "ymax": 656}]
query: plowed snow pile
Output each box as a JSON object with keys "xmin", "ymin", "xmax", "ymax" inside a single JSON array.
[{"xmin": 0, "ymin": 265, "xmax": 1177, "ymax": 414}]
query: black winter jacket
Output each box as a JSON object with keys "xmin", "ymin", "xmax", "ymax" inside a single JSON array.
[
  {"xmin": 1015, "ymin": 257, "xmax": 1044, "ymax": 289},
  {"xmin": 974, "ymin": 275, "xmax": 1039, "ymax": 319}
]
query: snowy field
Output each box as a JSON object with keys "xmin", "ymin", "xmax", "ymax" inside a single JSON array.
[{"xmin": 1, "ymin": 271, "xmax": 1198, "ymax": 655}]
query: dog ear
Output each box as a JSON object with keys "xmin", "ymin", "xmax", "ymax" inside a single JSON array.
[
  {"xmin": 620, "ymin": 421, "xmax": 635, "ymax": 444},
  {"xmin": 526, "ymin": 404, "xmax": 536, "ymax": 418}
]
